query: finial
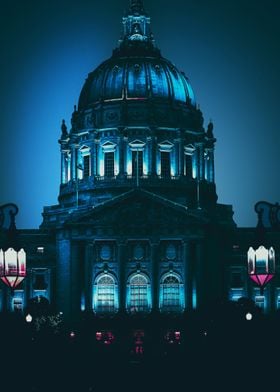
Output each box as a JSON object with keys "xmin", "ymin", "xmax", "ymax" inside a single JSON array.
[
  {"xmin": 130, "ymin": 0, "xmax": 145, "ymax": 15},
  {"xmin": 255, "ymin": 207, "xmax": 266, "ymax": 247},
  {"xmin": 61, "ymin": 119, "xmax": 68, "ymax": 136},
  {"xmin": 207, "ymin": 120, "xmax": 214, "ymax": 138},
  {"xmin": 257, "ymin": 208, "xmax": 264, "ymax": 229},
  {"xmin": 6, "ymin": 209, "xmax": 20, "ymax": 251}
]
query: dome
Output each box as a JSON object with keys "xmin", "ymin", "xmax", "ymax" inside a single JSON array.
[{"xmin": 78, "ymin": 55, "xmax": 196, "ymax": 110}]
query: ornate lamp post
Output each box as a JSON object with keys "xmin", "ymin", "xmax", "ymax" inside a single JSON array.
[
  {"xmin": 247, "ymin": 204, "xmax": 276, "ymax": 296},
  {"xmin": 0, "ymin": 204, "xmax": 26, "ymax": 289},
  {"xmin": 247, "ymin": 245, "xmax": 275, "ymax": 295}
]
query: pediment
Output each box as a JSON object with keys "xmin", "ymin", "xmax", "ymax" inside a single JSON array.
[{"xmin": 65, "ymin": 189, "xmax": 208, "ymax": 234}]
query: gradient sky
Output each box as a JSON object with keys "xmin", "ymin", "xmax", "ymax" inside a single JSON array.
[{"xmin": 0, "ymin": 0, "xmax": 279, "ymax": 229}]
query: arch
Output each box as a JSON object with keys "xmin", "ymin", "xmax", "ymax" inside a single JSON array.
[
  {"xmin": 159, "ymin": 272, "xmax": 184, "ymax": 312},
  {"xmin": 93, "ymin": 273, "xmax": 118, "ymax": 313},
  {"xmin": 127, "ymin": 272, "xmax": 151, "ymax": 313}
]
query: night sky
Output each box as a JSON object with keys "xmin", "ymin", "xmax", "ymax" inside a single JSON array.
[{"xmin": 0, "ymin": 0, "xmax": 279, "ymax": 229}]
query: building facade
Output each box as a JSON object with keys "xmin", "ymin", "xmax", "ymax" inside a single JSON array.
[{"xmin": 0, "ymin": 0, "xmax": 279, "ymax": 320}]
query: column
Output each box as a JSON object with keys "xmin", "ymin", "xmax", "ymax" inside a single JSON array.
[
  {"xmin": 56, "ymin": 235, "xmax": 71, "ymax": 320},
  {"xmin": 183, "ymin": 240, "xmax": 192, "ymax": 310},
  {"xmin": 209, "ymin": 148, "xmax": 215, "ymax": 183},
  {"xmin": 179, "ymin": 139, "xmax": 184, "ymax": 177},
  {"xmin": 194, "ymin": 241, "xmax": 204, "ymax": 308},
  {"xmin": 61, "ymin": 151, "xmax": 66, "ymax": 184},
  {"xmin": 118, "ymin": 241, "xmax": 126, "ymax": 311},
  {"xmin": 198, "ymin": 143, "xmax": 205, "ymax": 180},
  {"xmin": 123, "ymin": 138, "xmax": 128, "ymax": 176},
  {"xmin": 91, "ymin": 142, "xmax": 97, "ymax": 178},
  {"xmin": 194, "ymin": 144, "xmax": 199, "ymax": 179},
  {"xmin": 151, "ymin": 242, "xmax": 159, "ymax": 311},
  {"xmin": 84, "ymin": 243, "xmax": 94, "ymax": 311},
  {"xmin": 71, "ymin": 145, "xmax": 77, "ymax": 180},
  {"xmin": 151, "ymin": 136, "xmax": 157, "ymax": 176},
  {"xmin": 70, "ymin": 241, "xmax": 82, "ymax": 321},
  {"xmin": 118, "ymin": 136, "xmax": 124, "ymax": 177}
]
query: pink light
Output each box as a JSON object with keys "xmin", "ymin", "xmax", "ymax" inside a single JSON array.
[
  {"xmin": 69, "ymin": 331, "xmax": 75, "ymax": 338},
  {"xmin": 249, "ymin": 274, "xmax": 274, "ymax": 287},
  {"xmin": 96, "ymin": 332, "xmax": 102, "ymax": 341}
]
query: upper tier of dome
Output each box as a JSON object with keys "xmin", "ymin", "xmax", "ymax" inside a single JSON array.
[
  {"xmin": 78, "ymin": 0, "xmax": 196, "ymax": 113},
  {"xmin": 78, "ymin": 54, "xmax": 196, "ymax": 111}
]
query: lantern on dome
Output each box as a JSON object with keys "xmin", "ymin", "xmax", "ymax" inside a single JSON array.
[{"xmin": 247, "ymin": 245, "xmax": 275, "ymax": 295}]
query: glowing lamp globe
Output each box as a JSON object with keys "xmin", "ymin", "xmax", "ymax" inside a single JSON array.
[
  {"xmin": 0, "ymin": 248, "xmax": 26, "ymax": 288},
  {"xmin": 247, "ymin": 246, "xmax": 275, "ymax": 294}
]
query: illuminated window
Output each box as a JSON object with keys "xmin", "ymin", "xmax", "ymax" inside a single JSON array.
[
  {"xmin": 129, "ymin": 274, "xmax": 149, "ymax": 312},
  {"xmin": 83, "ymin": 155, "xmax": 90, "ymax": 178},
  {"xmin": 255, "ymin": 295, "xmax": 265, "ymax": 310},
  {"xmin": 132, "ymin": 150, "xmax": 143, "ymax": 177},
  {"xmin": 184, "ymin": 154, "xmax": 193, "ymax": 177},
  {"xmin": 229, "ymin": 288, "xmax": 244, "ymax": 301},
  {"xmin": 12, "ymin": 291, "xmax": 24, "ymax": 312},
  {"xmin": 104, "ymin": 152, "xmax": 115, "ymax": 177},
  {"xmin": 95, "ymin": 274, "xmax": 116, "ymax": 313},
  {"xmin": 160, "ymin": 151, "xmax": 170, "ymax": 178},
  {"xmin": 160, "ymin": 274, "xmax": 181, "ymax": 311},
  {"xmin": 37, "ymin": 247, "xmax": 44, "ymax": 253}
]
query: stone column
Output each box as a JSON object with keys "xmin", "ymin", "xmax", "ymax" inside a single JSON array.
[
  {"xmin": 198, "ymin": 143, "xmax": 205, "ymax": 180},
  {"xmin": 71, "ymin": 145, "xmax": 77, "ymax": 180},
  {"xmin": 208, "ymin": 148, "xmax": 215, "ymax": 183},
  {"xmin": 118, "ymin": 241, "xmax": 126, "ymax": 311},
  {"xmin": 179, "ymin": 139, "xmax": 184, "ymax": 177},
  {"xmin": 91, "ymin": 142, "xmax": 96, "ymax": 178},
  {"xmin": 151, "ymin": 242, "xmax": 159, "ymax": 311},
  {"xmin": 56, "ymin": 235, "xmax": 71, "ymax": 320},
  {"xmin": 194, "ymin": 241, "xmax": 204, "ymax": 308},
  {"xmin": 151, "ymin": 136, "xmax": 157, "ymax": 176},
  {"xmin": 183, "ymin": 240, "xmax": 192, "ymax": 310},
  {"xmin": 84, "ymin": 243, "xmax": 94, "ymax": 311},
  {"xmin": 61, "ymin": 151, "xmax": 66, "ymax": 184},
  {"xmin": 70, "ymin": 241, "xmax": 82, "ymax": 321},
  {"xmin": 118, "ymin": 136, "xmax": 124, "ymax": 177}
]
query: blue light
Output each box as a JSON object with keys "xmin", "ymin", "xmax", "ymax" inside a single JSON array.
[{"xmin": 192, "ymin": 281, "xmax": 197, "ymax": 309}]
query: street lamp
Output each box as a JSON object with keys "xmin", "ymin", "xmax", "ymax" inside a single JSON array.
[
  {"xmin": 0, "ymin": 204, "xmax": 26, "ymax": 289},
  {"xmin": 25, "ymin": 313, "xmax": 32, "ymax": 323},
  {"xmin": 247, "ymin": 245, "xmax": 275, "ymax": 295},
  {"xmin": 247, "ymin": 206, "xmax": 276, "ymax": 296}
]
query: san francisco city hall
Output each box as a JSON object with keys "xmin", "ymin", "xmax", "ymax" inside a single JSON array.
[{"xmin": 0, "ymin": 0, "xmax": 279, "ymax": 322}]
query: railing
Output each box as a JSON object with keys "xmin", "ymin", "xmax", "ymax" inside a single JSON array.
[{"xmin": 59, "ymin": 174, "xmax": 200, "ymax": 196}]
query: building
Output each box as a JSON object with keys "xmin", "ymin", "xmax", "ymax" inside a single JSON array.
[{"xmin": 0, "ymin": 0, "xmax": 279, "ymax": 321}]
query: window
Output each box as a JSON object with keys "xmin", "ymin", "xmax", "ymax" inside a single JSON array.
[
  {"xmin": 104, "ymin": 152, "xmax": 115, "ymax": 177},
  {"xmin": 12, "ymin": 292, "xmax": 24, "ymax": 312},
  {"xmin": 129, "ymin": 274, "xmax": 149, "ymax": 312},
  {"xmin": 231, "ymin": 272, "xmax": 243, "ymax": 288},
  {"xmin": 83, "ymin": 155, "xmax": 90, "ymax": 178},
  {"xmin": 95, "ymin": 274, "xmax": 116, "ymax": 313},
  {"xmin": 229, "ymin": 288, "xmax": 244, "ymax": 301},
  {"xmin": 160, "ymin": 275, "xmax": 181, "ymax": 311},
  {"xmin": 33, "ymin": 274, "xmax": 47, "ymax": 290},
  {"xmin": 161, "ymin": 151, "xmax": 170, "ymax": 178},
  {"xmin": 37, "ymin": 247, "xmax": 44, "ymax": 253},
  {"xmin": 132, "ymin": 150, "xmax": 143, "ymax": 177},
  {"xmin": 185, "ymin": 154, "xmax": 192, "ymax": 177},
  {"xmin": 255, "ymin": 295, "xmax": 265, "ymax": 311}
]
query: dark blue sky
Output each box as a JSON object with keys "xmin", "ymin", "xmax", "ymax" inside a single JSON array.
[{"xmin": 0, "ymin": 0, "xmax": 279, "ymax": 228}]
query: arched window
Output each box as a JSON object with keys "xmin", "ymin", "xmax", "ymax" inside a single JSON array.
[
  {"xmin": 128, "ymin": 273, "xmax": 150, "ymax": 313},
  {"xmin": 93, "ymin": 274, "xmax": 118, "ymax": 313},
  {"xmin": 160, "ymin": 273, "xmax": 183, "ymax": 312}
]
